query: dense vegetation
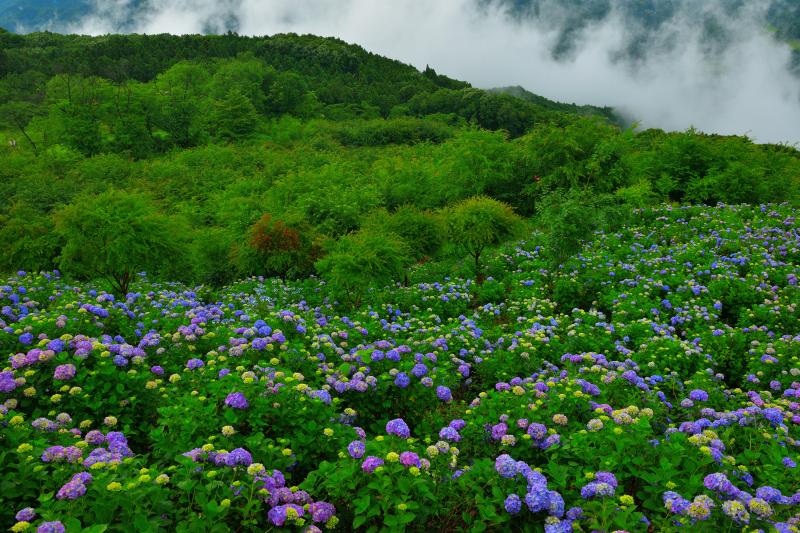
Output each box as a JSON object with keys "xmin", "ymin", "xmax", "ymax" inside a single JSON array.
[
  {"xmin": 1, "ymin": 22, "xmax": 800, "ymax": 533},
  {"xmin": 1, "ymin": 204, "xmax": 799, "ymax": 532},
  {"xmin": 1, "ymin": 31, "xmax": 798, "ymax": 299}
]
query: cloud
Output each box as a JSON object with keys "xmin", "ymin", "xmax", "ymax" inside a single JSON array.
[{"xmin": 71, "ymin": 0, "xmax": 800, "ymax": 144}]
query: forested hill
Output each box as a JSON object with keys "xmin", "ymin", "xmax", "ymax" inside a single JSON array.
[
  {"xmin": 0, "ymin": 29, "xmax": 617, "ymax": 133},
  {"xmin": 0, "ymin": 27, "xmax": 798, "ymax": 291}
]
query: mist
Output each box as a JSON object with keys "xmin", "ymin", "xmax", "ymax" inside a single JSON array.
[{"xmin": 72, "ymin": 0, "xmax": 800, "ymax": 145}]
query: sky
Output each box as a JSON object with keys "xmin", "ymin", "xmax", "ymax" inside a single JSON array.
[{"xmin": 71, "ymin": 0, "xmax": 800, "ymax": 145}]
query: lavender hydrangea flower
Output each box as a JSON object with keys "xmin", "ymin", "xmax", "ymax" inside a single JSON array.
[
  {"xmin": 186, "ymin": 358, "xmax": 204, "ymax": 369},
  {"xmin": 525, "ymin": 488, "xmax": 550, "ymax": 512},
  {"xmin": 225, "ymin": 448, "xmax": 253, "ymax": 466},
  {"xmin": 663, "ymin": 491, "xmax": 691, "ymax": 514},
  {"xmin": 410, "ymin": 363, "xmax": 428, "ymax": 377},
  {"xmin": 308, "ymin": 501, "xmax": 335, "ymax": 523},
  {"xmin": 439, "ymin": 426, "xmax": 461, "ymax": 442},
  {"xmin": 37, "ymin": 522, "xmax": 65, "ymax": 533},
  {"xmin": 53, "ymin": 364, "xmax": 76, "ymax": 381},
  {"xmin": 56, "ymin": 479, "xmax": 87, "ymax": 500},
  {"xmin": 399, "ymin": 451, "xmax": 421, "ymax": 467}
]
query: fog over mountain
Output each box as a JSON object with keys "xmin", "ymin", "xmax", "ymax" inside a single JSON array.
[{"xmin": 3, "ymin": 0, "xmax": 799, "ymax": 144}]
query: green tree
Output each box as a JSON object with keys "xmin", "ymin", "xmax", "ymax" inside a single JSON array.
[
  {"xmin": 265, "ymin": 71, "xmax": 309, "ymax": 115},
  {"xmin": 0, "ymin": 203, "xmax": 60, "ymax": 273},
  {"xmin": 362, "ymin": 206, "xmax": 445, "ymax": 285},
  {"xmin": 445, "ymin": 196, "xmax": 524, "ymax": 283},
  {"xmin": 0, "ymin": 101, "xmax": 39, "ymax": 152},
  {"xmin": 210, "ymin": 89, "xmax": 259, "ymax": 141},
  {"xmin": 54, "ymin": 190, "xmax": 189, "ymax": 295},
  {"xmin": 315, "ymin": 229, "xmax": 410, "ymax": 307},
  {"xmin": 536, "ymin": 188, "xmax": 626, "ymax": 269}
]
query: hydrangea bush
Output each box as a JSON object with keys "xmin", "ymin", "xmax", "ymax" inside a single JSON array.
[{"xmin": 1, "ymin": 204, "xmax": 798, "ymax": 531}]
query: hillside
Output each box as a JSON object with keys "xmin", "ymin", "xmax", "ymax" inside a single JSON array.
[{"xmin": 0, "ymin": 29, "xmax": 798, "ymax": 291}]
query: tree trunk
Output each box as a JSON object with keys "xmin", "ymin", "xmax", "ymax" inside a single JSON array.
[
  {"xmin": 16, "ymin": 124, "xmax": 37, "ymax": 153},
  {"xmin": 474, "ymin": 250, "xmax": 484, "ymax": 285},
  {"xmin": 113, "ymin": 270, "xmax": 132, "ymax": 297}
]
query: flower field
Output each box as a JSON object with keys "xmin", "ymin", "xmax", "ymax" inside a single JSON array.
[{"xmin": 1, "ymin": 204, "xmax": 799, "ymax": 532}]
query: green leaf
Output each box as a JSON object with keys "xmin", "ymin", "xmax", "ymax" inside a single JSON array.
[
  {"xmin": 82, "ymin": 525, "xmax": 109, "ymax": 533},
  {"xmin": 354, "ymin": 495, "xmax": 371, "ymax": 514},
  {"xmin": 353, "ymin": 515, "xmax": 367, "ymax": 529}
]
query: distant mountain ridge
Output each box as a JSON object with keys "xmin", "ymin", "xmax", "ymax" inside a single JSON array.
[
  {"xmin": 0, "ymin": 0, "xmax": 93, "ymax": 32},
  {"xmin": 488, "ymin": 86, "xmax": 624, "ymax": 125}
]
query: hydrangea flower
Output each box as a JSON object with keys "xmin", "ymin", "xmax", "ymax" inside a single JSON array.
[
  {"xmin": 224, "ymin": 392, "xmax": 248, "ymax": 409},
  {"xmin": 504, "ymin": 494, "xmax": 522, "ymax": 514},
  {"xmin": 495, "ymin": 454, "xmax": 517, "ymax": 478},
  {"xmin": 53, "ymin": 364, "xmax": 76, "ymax": 381},
  {"xmin": 436, "ymin": 385, "xmax": 452, "ymax": 402},
  {"xmin": 361, "ymin": 456, "xmax": 384, "ymax": 473},
  {"xmin": 386, "ymin": 418, "xmax": 410, "ymax": 439},
  {"xmin": 347, "ymin": 440, "xmax": 365, "ymax": 459}
]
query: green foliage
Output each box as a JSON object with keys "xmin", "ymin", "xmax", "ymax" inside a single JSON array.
[
  {"xmin": 0, "ymin": 202, "xmax": 60, "ymax": 272},
  {"xmin": 361, "ymin": 206, "xmax": 445, "ymax": 263},
  {"xmin": 315, "ymin": 229, "xmax": 410, "ymax": 306},
  {"xmin": 330, "ymin": 117, "xmax": 454, "ymax": 146},
  {"xmin": 536, "ymin": 188, "xmax": 616, "ymax": 270},
  {"xmin": 53, "ymin": 190, "xmax": 190, "ymax": 295},
  {"xmin": 210, "ymin": 89, "xmax": 260, "ymax": 141},
  {"xmin": 445, "ymin": 196, "xmax": 524, "ymax": 283},
  {"xmin": 0, "ymin": 28, "xmax": 799, "ymax": 291}
]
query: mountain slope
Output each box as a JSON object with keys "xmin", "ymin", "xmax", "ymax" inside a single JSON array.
[{"xmin": 0, "ymin": 30, "xmax": 619, "ymax": 127}]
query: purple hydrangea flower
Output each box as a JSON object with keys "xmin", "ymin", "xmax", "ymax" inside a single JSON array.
[
  {"xmin": 347, "ymin": 440, "xmax": 365, "ymax": 459},
  {"xmin": 37, "ymin": 522, "xmax": 65, "ymax": 533},
  {"xmin": 186, "ymin": 358, "xmax": 204, "ymax": 369},
  {"xmin": 225, "ymin": 448, "xmax": 252, "ymax": 467},
  {"xmin": 525, "ymin": 488, "xmax": 550, "ymax": 512},
  {"xmin": 399, "ymin": 451, "xmax": 421, "ymax": 467},
  {"xmin": 495, "ymin": 454, "xmax": 518, "ymax": 478},
  {"xmin": 436, "ymin": 386, "xmax": 452, "ymax": 402},
  {"xmin": 16, "ymin": 508, "xmax": 35, "ymax": 522},
  {"xmin": 308, "ymin": 501, "xmax": 335, "ymax": 523},
  {"xmin": 504, "ymin": 494, "xmax": 522, "ymax": 514},
  {"xmin": 56, "ymin": 480, "xmax": 87, "ymax": 500},
  {"xmin": 689, "ymin": 389, "xmax": 709, "ymax": 402},
  {"xmin": 224, "ymin": 392, "xmax": 248, "ymax": 409},
  {"xmin": 394, "ymin": 372, "xmax": 411, "ymax": 388},
  {"xmin": 361, "ymin": 456, "xmax": 384, "ymax": 473},
  {"xmin": 439, "ymin": 426, "xmax": 461, "ymax": 442},
  {"xmin": 386, "ymin": 418, "xmax": 411, "ymax": 439}
]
